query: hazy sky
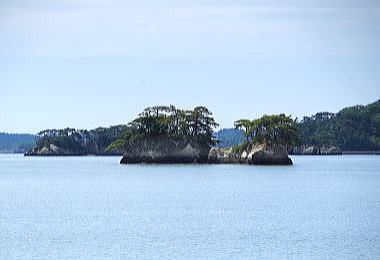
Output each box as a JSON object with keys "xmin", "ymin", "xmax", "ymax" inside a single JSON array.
[{"xmin": 1, "ymin": 0, "xmax": 380, "ymax": 133}]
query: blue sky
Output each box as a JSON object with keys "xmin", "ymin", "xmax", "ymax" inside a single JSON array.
[{"xmin": 1, "ymin": 0, "xmax": 380, "ymax": 133}]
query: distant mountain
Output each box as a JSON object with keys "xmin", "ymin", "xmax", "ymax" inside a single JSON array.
[
  {"xmin": 214, "ymin": 128, "xmax": 244, "ymax": 148},
  {"xmin": 0, "ymin": 133, "xmax": 36, "ymax": 153}
]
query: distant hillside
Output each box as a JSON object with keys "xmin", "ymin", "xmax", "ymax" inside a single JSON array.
[
  {"xmin": 299, "ymin": 99, "xmax": 380, "ymax": 151},
  {"xmin": 214, "ymin": 128, "xmax": 244, "ymax": 148},
  {"xmin": 0, "ymin": 133, "xmax": 36, "ymax": 153},
  {"xmin": 214, "ymin": 100, "xmax": 380, "ymax": 151}
]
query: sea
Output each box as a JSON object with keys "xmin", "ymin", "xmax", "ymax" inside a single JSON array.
[{"xmin": 0, "ymin": 154, "xmax": 379, "ymax": 259}]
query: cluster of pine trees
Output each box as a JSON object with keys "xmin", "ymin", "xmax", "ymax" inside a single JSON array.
[
  {"xmin": 233, "ymin": 114, "xmax": 300, "ymax": 152},
  {"xmin": 128, "ymin": 105, "xmax": 218, "ymax": 143},
  {"xmin": 36, "ymin": 125, "xmax": 129, "ymax": 153}
]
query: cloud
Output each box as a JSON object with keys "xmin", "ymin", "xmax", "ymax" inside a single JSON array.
[{"xmin": 1, "ymin": 0, "xmax": 379, "ymax": 58}]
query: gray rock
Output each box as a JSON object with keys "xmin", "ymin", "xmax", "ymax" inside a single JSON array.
[
  {"xmin": 208, "ymin": 147, "xmax": 242, "ymax": 164},
  {"xmin": 319, "ymin": 146, "xmax": 342, "ymax": 155},
  {"xmin": 208, "ymin": 143, "xmax": 292, "ymax": 165},
  {"xmin": 291, "ymin": 145, "xmax": 342, "ymax": 155},
  {"xmin": 120, "ymin": 136, "xmax": 209, "ymax": 164},
  {"xmin": 247, "ymin": 143, "xmax": 292, "ymax": 165}
]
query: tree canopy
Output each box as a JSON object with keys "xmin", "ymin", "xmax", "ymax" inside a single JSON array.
[
  {"xmin": 35, "ymin": 125, "xmax": 129, "ymax": 154},
  {"xmin": 234, "ymin": 114, "xmax": 300, "ymax": 151},
  {"xmin": 299, "ymin": 100, "xmax": 380, "ymax": 150},
  {"xmin": 107, "ymin": 105, "xmax": 219, "ymax": 151}
]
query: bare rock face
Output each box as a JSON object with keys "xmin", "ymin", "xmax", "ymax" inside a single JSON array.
[
  {"xmin": 25, "ymin": 144, "xmax": 73, "ymax": 156},
  {"xmin": 291, "ymin": 145, "xmax": 342, "ymax": 155},
  {"xmin": 208, "ymin": 147, "xmax": 242, "ymax": 164},
  {"xmin": 247, "ymin": 143, "xmax": 292, "ymax": 165},
  {"xmin": 120, "ymin": 136, "xmax": 210, "ymax": 164},
  {"xmin": 25, "ymin": 144, "xmax": 122, "ymax": 156},
  {"xmin": 208, "ymin": 143, "xmax": 292, "ymax": 165},
  {"xmin": 319, "ymin": 146, "xmax": 342, "ymax": 155}
]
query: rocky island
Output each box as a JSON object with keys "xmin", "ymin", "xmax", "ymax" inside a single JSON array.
[
  {"xmin": 104, "ymin": 107, "xmax": 299, "ymax": 165},
  {"xmin": 106, "ymin": 106, "xmax": 219, "ymax": 164},
  {"xmin": 25, "ymin": 105, "xmax": 300, "ymax": 165},
  {"xmin": 24, "ymin": 126, "xmax": 127, "ymax": 156},
  {"xmin": 207, "ymin": 114, "xmax": 299, "ymax": 165},
  {"xmin": 209, "ymin": 143, "xmax": 292, "ymax": 165}
]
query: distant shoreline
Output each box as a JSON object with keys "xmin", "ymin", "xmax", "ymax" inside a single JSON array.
[{"xmin": 342, "ymin": 151, "xmax": 380, "ymax": 155}]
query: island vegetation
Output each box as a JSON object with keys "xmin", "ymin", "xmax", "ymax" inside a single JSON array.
[
  {"xmin": 208, "ymin": 114, "xmax": 299, "ymax": 165},
  {"xmin": 25, "ymin": 125, "xmax": 129, "ymax": 155},
  {"xmin": 22, "ymin": 99, "xmax": 380, "ymax": 157},
  {"xmin": 213, "ymin": 100, "xmax": 380, "ymax": 153},
  {"xmin": 299, "ymin": 100, "xmax": 380, "ymax": 151},
  {"xmin": 233, "ymin": 114, "xmax": 300, "ymax": 152},
  {"xmin": 107, "ymin": 106, "xmax": 219, "ymax": 163}
]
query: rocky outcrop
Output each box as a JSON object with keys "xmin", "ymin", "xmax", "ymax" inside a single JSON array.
[
  {"xmin": 248, "ymin": 143, "xmax": 293, "ymax": 165},
  {"xmin": 25, "ymin": 144, "xmax": 122, "ymax": 156},
  {"xmin": 291, "ymin": 145, "xmax": 342, "ymax": 155},
  {"xmin": 208, "ymin": 147, "xmax": 244, "ymax": 164},
  {"xmin": 25, "ymin": 144, "xmax": 73, "ymax": 156},
  {"xmin": 319, "ymin": 146, "xmax": 342, "ymax": 155},
  {"xmin": 208, "ymin": 143, "xmax": 292, "ymax": 165},
  {"xmin": 120, "ymin": 136, "xmax": 210, "ymax": 164}
]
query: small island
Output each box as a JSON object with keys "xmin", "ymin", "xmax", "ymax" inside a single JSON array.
[
  {"xmin": 23, "ymin": 105, "xmax": 305, "ymax": 165},
  {"xmin": 105, "ymin": 106, "xmax": 299, "ymax": 165},
  {"xmin": 108, "ymin": 106, "xmax": 218, "ymax": 164}
]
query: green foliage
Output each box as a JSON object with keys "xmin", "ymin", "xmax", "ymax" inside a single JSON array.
[
  {"xmin": 300, "ymin": 100, "xmax": 380, "ymax": 150},
  {"xmin": 105, "ymin": 139, "xmax": 127, "ymax": 152},
  {"xmin": 35, "ymin": 125, "xmax": 129, "ymax": 154},
  {"xmin": 108, "ymin": 105, "xmax": 219, "ymax": 151},
  {"xmin": 234, "ymin": 114, "xmax": 300, "ymax": 151}
]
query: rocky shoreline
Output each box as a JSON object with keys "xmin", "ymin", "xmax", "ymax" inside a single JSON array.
[
  {"xmin": 291, "ymin": 145, "xmax": 342, "ymax": 155},
  {"xmin": 119, "ymin": 138, "xmax": 292, "ymax": 165},
  {"xmin": 24, "ymin": 144, "xmax": 122, "ymax": 156},
  {"xmin": 25, "ymin": 138, "xmax": 349, "ymax": 165},
  {"xmin": 208, "ymin": 143, "xmax": 292, "ymax": 165},
  {"xmin": 119, "ymin": 136, "xmax": 209, "ymax": 164}
]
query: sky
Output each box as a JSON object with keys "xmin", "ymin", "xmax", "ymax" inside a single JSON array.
[{"xmin": 1, "ymin": 0, "xmax": 380, "ymax": 133}]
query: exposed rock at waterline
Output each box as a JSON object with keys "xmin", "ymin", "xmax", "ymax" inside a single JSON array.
[
  {"xmin": 291, "ymin": 145, "xmax": 342, "ymax": 155},
  {"xmin": 208, "ymin": 143, "xmax": 292, "ymax": 165},
  {"xmin": 120, "ymin": 136, "xmax": 209, "ymax": 164},
  {"xmin": 25, "ymin": 144, "xmax": 122, "ymax": 156}
]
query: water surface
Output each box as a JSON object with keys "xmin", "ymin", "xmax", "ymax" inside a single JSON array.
[{"xmin": 0, "ymin": 154, "xmax": 379, "ymax": 259}]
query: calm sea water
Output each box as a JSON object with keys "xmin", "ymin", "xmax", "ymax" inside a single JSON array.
[{"xmin": 0, "ymin": 154, "xmax": 379, "ymax": 259}]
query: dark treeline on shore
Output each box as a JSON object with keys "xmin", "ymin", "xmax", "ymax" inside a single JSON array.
[
  {"xmin": 299, "ymin": 100, "xmax": 380, "ymax": 151},
  {"xmin": 1, "ymin": 99, "xmax": 379, "ymax": 154},
  {"xmin": 26, "ymin": 125, "xmax": 129, "ymax": 155},
  {"xmin": 216, "ymin": 100, "xmax": 380, "ymax": 151}
]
